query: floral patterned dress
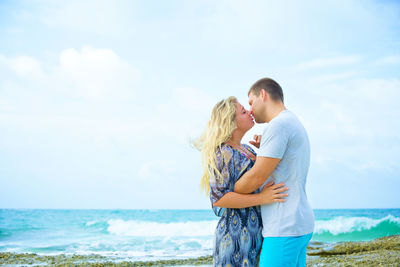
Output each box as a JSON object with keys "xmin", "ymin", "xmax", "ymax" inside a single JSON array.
[{"xmin": 210, "ymin": 143, "xmax": 263, "ymax": 267}]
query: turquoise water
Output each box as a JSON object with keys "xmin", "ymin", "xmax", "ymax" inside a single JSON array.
[{"xmin": 0, "ymin": 209, "xmax": 399, "ymax": 261}]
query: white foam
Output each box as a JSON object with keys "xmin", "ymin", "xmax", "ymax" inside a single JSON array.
[
  {"xmin": 73, "ymin": 244, "xmax": 212, "ymax": 260},
  {"xmin": 315, "ymin": 214, "xmax": 400, "ymax": 235},
  {"xmin": 107, "ymin": 219, "xmax": 218, "ymax": 237},
  {"xmin": 72, "ymin": 248, "xmax": 212, "ymax": 260},
  {"xmin": 85, "ymin": 220, "xmax": 98, "ymax": 226}
]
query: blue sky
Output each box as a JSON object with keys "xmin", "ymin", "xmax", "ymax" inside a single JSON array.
[{"xmin": 0, "ymin": 0, "xmax": 399, "ymax": 209}]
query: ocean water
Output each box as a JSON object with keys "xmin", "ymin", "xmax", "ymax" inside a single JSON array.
[{"xmin": 0, "ymin": 209, "xmax": 399, "ymax": 262}]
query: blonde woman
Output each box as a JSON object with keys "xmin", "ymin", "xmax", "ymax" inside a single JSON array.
[{"xmin": 195, "ymin": 96, "xmax": 289, "ymax": 267}]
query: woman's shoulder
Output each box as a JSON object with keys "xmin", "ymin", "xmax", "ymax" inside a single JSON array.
[
  {"xmin": 215, "ymin": 143, "xmax": 234, "ymax": 165},
  {"xmin": 216, "ymin": 143, "xmax": 234, "ymax": 155}
]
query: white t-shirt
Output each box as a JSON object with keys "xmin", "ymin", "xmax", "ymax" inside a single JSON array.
[{"xmin": 258, "ymin": 110, "xmax": 314, "ymax": 237}]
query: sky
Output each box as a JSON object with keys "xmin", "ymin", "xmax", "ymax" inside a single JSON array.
[{"xmin": 0, "ymin": 0, "xmax": 399, "ymax": 209}]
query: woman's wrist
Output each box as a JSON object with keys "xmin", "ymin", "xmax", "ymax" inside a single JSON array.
[{"xmin": 255, "ymin": 193, "xmax": 265, "ymax": 205}]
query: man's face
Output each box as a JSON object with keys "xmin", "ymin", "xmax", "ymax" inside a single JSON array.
[{"xmin": 248, "ymin": 92, "xmax": 265, "ymax": 123}]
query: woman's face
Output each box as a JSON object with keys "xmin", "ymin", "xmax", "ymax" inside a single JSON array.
[{"xmin": 235, "ymin": 101, "xmax": 255, "ymax": 132}]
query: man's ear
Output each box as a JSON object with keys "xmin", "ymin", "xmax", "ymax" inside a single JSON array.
[{"xmin": 260, "ymin": 89, "xmax": 268, "ymax": 101}]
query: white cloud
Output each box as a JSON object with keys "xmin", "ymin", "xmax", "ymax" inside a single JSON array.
[
  {"xmin": 1, "ymin": 55, "xmax": 44, "ymax": 78},
  {"xmin": 54, "ymin": 46, "xmax": 140, "ymax": 100},
  {"xmin": 173, "ymin": 87, "xmax": 214, "ymax": 112},
  {"xmin": 0, "ymin": 46, "xmax": 141, "ymax": 117},
  {"xmin": 306, "ymin": 71, "xmax": 359, "ymax": 84},
  {"xmin": 199, "ymin": 0, "xmax": 399, "ymax": 58},
  {"xmin": 150, "ymin": 86, "xmax": 217, "ymax": 145},
  {"xmin": 0, "ymin": 47, "xmax": 150, "ymax": 176},
  {"xmin": 287, "ymin": 77, "xmax": 400, "ymax": 173},
  {"xmin": 201, "ymin": 0, "xmax": 312, "ymax": 52},
  {"xmin": 375, "ymin": 55, "xmax": 400, "ymax": 65},
  {"xmin": 295, "ymin": 56, "xmax": 361, "ymax": 71},
  {"xmin": 0, "ymin": 47, "xmax": 216, "ymax": 154},
  {"xmin": 36, "ymin": 0, "xmax": 134, "ymax": 35},
  {"xmin": 138, "ymin": 160, "xmax": 177, "ymax": 181}
]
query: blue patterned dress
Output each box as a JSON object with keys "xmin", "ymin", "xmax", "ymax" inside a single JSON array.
[{"xmin": 210, "ymin": 143, "xmax": 263, "ymax": 267}]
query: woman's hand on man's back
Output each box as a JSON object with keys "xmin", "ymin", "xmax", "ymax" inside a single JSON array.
[{"xmin": 259, "ymin": 181, "xmax": 289, "ymax": 204}]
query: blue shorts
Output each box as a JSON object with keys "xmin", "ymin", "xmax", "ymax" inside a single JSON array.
[{"xmin": 259, "ymin": 232, "xmax": 313, "ymax": 267}]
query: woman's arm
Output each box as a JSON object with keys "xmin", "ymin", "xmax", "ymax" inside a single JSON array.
[{"xmin": 213, "ymin": 182, "xmax": 288, "ymax": 209}]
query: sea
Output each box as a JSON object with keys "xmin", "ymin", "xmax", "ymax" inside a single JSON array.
[{"xmin": 0, "ymin": 209, "xmax": 399, "ymax": 262}]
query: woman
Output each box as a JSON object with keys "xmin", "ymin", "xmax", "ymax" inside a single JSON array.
[{"xmin": 195, "ymin": 96, "xmax": 289, "ymax": 267}]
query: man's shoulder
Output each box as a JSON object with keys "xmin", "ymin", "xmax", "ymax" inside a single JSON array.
[
  {"xmin": 272, "ymin": 111, "xmax": 302, "ymax": 128},
  {"xmin": 262, "ymin": 118, "xmax": 290, "ymax": 136},
  {"xmin": 277, "ymin": 110, "xmax": 298, "ymax": 123}
]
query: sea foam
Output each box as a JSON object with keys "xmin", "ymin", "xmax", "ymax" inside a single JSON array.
[
  {"xmin": 105, "ymin": 215, "xmax": 400, "ymax": 238},
  {"xmin": 314, "ymin": 214, "xmax": 400, "ymax": 235},
  {"xmin": 107, "ymin": 219, "xmax": 219, "ymax": 237}
]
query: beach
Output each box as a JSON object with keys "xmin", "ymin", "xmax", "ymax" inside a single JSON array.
[
  {"xmin": 1, "ymin": 235, "xmax": 400, "ymax": 266},
  {"xmin": 306, "ymin": 234, "xmax": 400, "ymax": 266}
]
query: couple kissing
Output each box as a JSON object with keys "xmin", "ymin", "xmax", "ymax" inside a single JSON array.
[{"xmin": 195, "ymin": 78, "xmax": 315, "ymax": 267}]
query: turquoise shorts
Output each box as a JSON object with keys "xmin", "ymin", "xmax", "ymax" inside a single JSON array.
[{"xmin": 259, "ymin": 232, "xmax": 313, "ymax": 267}]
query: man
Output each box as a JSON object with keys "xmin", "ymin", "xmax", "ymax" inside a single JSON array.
[{"xmin": 235, "ymin": 78, "xmax": 314, "ymax": 267}]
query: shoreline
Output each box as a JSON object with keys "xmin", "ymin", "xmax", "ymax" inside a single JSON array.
[{"xmin": 1, "ymin": 235, "xmax": 399, "ymax": 266}]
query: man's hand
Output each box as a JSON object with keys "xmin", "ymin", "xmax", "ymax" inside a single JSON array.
[
  {"xmin": 259, "ymin": 181, "xmax": 289, "ymax": 204},
  {"xmin": 249, "ymin": 134, "xmax": 261, "ymax": 148}
]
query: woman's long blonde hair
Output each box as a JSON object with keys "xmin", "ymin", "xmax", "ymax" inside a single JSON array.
[{"xmin": 193, "ymin": 96, "xmax": 237, "ymax": 195}]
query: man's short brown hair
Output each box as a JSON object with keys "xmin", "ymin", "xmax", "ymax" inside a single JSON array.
[{"xmin": 248, "ymin": 78, "xmax": 284, "ymax": 103}]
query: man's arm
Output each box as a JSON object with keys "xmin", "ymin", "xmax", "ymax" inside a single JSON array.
[{"xmin": 234, "ymin": 156, "xmax": 281, "ymax": 194}]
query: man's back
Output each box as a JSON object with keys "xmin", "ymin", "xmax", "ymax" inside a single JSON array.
[{"xmin": 258, "ymin": 110, "xmax": 314, "ymax": 237}]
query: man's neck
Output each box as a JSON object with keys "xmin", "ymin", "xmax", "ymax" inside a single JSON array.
[{"xmin": 266, "ymin": 104, "xmax": 286, "ymax": 122}]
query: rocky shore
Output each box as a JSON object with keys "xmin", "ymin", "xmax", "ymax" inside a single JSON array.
[
  {"xmin": 1, "ymin": 235, "xmax": 399, "ymax": 266},
  {"xmin": 306, "ymin": 234, "xmax": 400, "ymax": 266}
]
